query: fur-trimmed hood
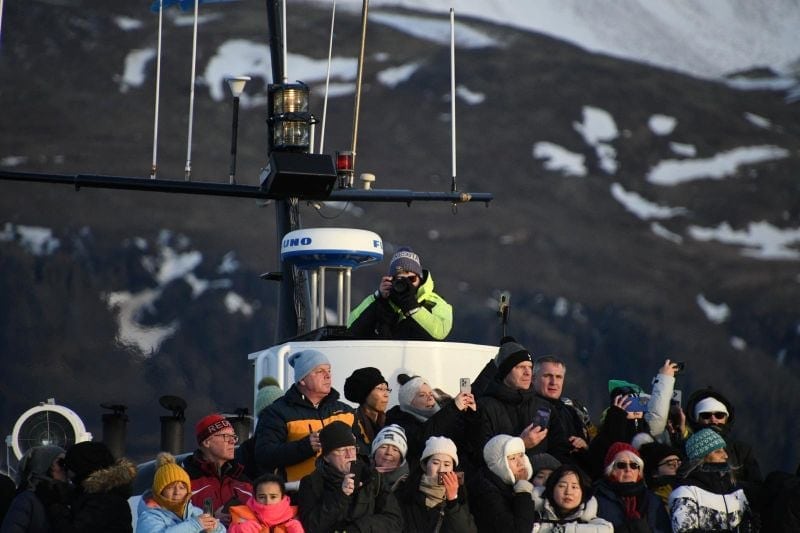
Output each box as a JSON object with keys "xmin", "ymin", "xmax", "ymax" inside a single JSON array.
[{"xmin": 81, "ymin": 458, "xmax": 137, "ymax": 494}]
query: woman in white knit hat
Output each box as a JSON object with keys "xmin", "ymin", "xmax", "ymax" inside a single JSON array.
[
  {"xmin": 371, "ymin": 424, "xmax": 410, "ymax": 493},
  {"xmin": 384, "ymin": 373, "xmax": 477, "ymax": 471},
  {"xmin": 394, "ymin": 436, "xmax": 477, "ymax": 532},
  {"xmin": 467, "ymin": 434, "xmax": 535, "ymax": 533}
]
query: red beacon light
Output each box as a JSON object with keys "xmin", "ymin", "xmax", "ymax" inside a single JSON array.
[{"xmin": 335, "ymin": 150, "xmax": 355, "ymax": 188}]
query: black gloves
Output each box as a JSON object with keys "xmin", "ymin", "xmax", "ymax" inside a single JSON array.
[{"xmin": 389, "ymin": 286, "xmax": 419, "ymax": 314}]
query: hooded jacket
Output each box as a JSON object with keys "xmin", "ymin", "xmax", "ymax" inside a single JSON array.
[
  {"xmin": 135, "ymin": 490, "xmax": 226, "ymax": 533},
  {"xmin": 42, "ymin": 458, "xmax": 137, "ymax": 533},
  {"xmin": 531, "ymin": 486, "xmax": 612, "ymax": 533},
  {"xmin": 254, "ymin": 384, "xmax": 356, "ymax": 482},
  {"xmin": 685, "ymin": 388, "xmax": 762, "ymax": 488},
  {"xmin": 347, "ymin": 271, "xmax": 452, "ymax": 341},
  {"xmin": 467, "ymin": 465, "xmax": 535, "ymax": 533}
]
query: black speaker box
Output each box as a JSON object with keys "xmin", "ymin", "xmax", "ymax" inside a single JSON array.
[{"xmin": 260, "ymin": 152, "xmax": 336, "ymax": 199}]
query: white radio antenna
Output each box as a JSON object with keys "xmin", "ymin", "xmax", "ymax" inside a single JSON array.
[
  {"xmin": 319, "ymin": 0, "xmax": 336, "ymax": 154},
  {"xmin": 450, "ymin": 8, "xmax": 457, "ymax": 192},
  {"xmin": 281, "ymin": 0, "xmax": 288, "ymax": 83}
]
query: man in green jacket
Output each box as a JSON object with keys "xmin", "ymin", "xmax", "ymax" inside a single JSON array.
[{"xmin": 347, "ymin": 247, "xmax": 452, "ymax": 341}]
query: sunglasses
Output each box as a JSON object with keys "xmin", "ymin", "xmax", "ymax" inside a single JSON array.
[
  {"xmin": 698, "ymin": 411, "xmax": 727, "ymax": 421},
  {"xmin": 658, "ymin": 458, "xmax": 681, "ymax": 468},
  {"xmin": 399, "ymin": 274, "xmax": 419, "ymax": 284},
  {"xmin": 614, "ymin": 461, "xmax": 641, "ymax": 471}
]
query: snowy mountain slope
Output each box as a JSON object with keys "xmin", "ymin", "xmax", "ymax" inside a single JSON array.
[{"xmin": 354, "ymin": 0, "xmax": 800, "ymax": 79}]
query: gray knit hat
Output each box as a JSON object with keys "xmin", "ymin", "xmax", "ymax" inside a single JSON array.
[
  {"xmin": 685, "ymin": 428, "xmax": 726, "ymax": 461},
  {"xmin": 289, "ymin": 349, "xmax": 330, "ymax": 383},
  {"xmin": 388, "ymin": 247, "xmax": 422, "ymax": 277},
  {"xmin": 531, "ymin": 453, "xmax": 561, "ymax": 475}
]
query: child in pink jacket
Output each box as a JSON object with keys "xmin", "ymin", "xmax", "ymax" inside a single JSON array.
[{"xmin": 228, "ymin": 473, "xmax": 304, "ymax": 533}]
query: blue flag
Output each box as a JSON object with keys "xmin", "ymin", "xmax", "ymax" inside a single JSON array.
[{"xmin": 149, "ymin": 0, "xmax": 238, "ymax": 13}]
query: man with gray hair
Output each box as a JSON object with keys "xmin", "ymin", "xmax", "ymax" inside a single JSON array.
[
  {"xmin": 532, "ymin": 355, "xmax": 594, "ymax": 468},
  {"xmin": 254, "ymin": 349, "xmax": 356, "ymax": 482}
]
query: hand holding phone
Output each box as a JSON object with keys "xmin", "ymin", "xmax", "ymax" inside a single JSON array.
[
  {"xmin": 532, "ymin": 407, "xmax": 551, "ymax": 429},
  {"xmin": 624, "ymin": 395, "xmax": 648, "ymax": 413}
]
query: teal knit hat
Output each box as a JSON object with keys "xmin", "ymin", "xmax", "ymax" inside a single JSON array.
[
  {"xmin": 255, "ymin": 376, "xmax": 284, "ymax": 416},
  {"xmin": 685, "ymin": 428, "xmax": 726, "ymax": 461}
]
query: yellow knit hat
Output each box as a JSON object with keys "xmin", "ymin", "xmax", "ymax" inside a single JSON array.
[{"xmin": 152, "ymin": 452, "xmax": 191, "ymax": 517}]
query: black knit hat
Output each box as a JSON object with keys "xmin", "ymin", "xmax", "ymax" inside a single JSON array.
[
  {"xmin": 494, "ymin": 341, "xmax": 532, "ymax": 379},
  {"xmin": 320, "ymin": 421, "xmax": 356, "ymax": 455},
  {"xmin": 639, "ymin": 441, "xmax": 680, "ymax": 478},
  {"xmin": 65, "ymin": 441, "xmax": 115, "ymax": 483},
  {"xmin": 344, "ymin": 367, "xmax": 387, "ymax": 405}
]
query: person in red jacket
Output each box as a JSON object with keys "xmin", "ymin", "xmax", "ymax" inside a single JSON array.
[{"xmin": 182, "ymin": 413, "xmax": 253, "ymax": 527}]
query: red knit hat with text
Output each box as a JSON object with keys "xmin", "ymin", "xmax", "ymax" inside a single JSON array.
[
  {"xmin": 195, "ymin": 413, "xmax": 232, "ymax": 444},
  {"xmin": 604, "ymin": 442, "xmax": 640, "ymax": 470}
]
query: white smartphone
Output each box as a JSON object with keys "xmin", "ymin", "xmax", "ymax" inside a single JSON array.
[{"xmin": 459, "ymin": 377, "xmax": 471, "ymax": 394}]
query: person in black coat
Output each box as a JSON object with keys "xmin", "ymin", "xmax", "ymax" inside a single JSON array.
[
  {"xmin": 297, "ymin": 421, "xmax": 403, "ymax": 533},
  {"xmin": 684, "ymin": 387, "xmax": 763, "ymax": 509},
  {"xmin": 38, "ymin": 441, "xmax": 136, "ymax": 533},
  {"xmin": 593, "ymin": 442, "xmax": 670, "ymax": 533},
  {"xmin": 385, "ymin": 373, "xmax": 478, "ymax": 472},
  {"xmin": 0, "ymin": 445, "xmax": 66, "ymax": 533},
  {"xmin": 757, "ymin": 464, "xmax": 799, "ymax": 533},
  {"xmin": 477, "ymin": 341, "xmax": 565, "ymax": 466},
  {"xmin": 394, "ymin": 436, "xmax": 476, "ymax": 533},
  {"xmin": 467, "ymin": 434, "xmax": 536, "ymax": 533}
]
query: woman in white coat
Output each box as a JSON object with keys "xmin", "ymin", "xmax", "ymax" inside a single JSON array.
[{"xmin": 532, "ymin": 464, "xmax": 612, "ymax": 532}]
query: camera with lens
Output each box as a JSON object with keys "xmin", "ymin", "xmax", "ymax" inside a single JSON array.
[{"xmin": 391, "ymin": 276, "xmax": 411, "ymax": 295}]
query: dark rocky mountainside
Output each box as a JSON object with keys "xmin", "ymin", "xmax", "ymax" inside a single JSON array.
[{"xmin": 1, "ymin": 1, "xmax": 799, "ymax": 471}]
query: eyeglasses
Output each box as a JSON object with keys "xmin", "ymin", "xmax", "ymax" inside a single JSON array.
[
  {"xmin": 329, "ymin": 446, "xmax": 357, "ymax": 457},
  {"xmin": 657, "ymin": 458, "xmax": 681, "ymax": 468},
  {"xmin": 374, "ymin": 386, "xmax": 392, "ymax": 393},
  {"xmin": 614, "ymin": 461, "xmax": 641, "ymax": 471},
  {"xmin": 211, "ymin": 433, "xmax": 239, "ymax": 443},
  {"xmin": 698, "ymin": 412, "xmax": 727, "ymax": 421}
]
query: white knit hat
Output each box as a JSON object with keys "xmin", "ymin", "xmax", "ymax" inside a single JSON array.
[
  {"xmin": 371, "ymin": 424, "xmax": 408, "ymax": 460},
  {"xmin": 483, "ymin": 434, "xmax": 532, "ymax": 485},
  {"xmin": 694, "ymin": 397, "xmax": 729, "ymax": 419},
  {"xmin": 420, "ymin": 436, "xmax": 459, "ymax": 466},
  {"xmin": 397, "ymin": 374, "xmax": 428, "ymax": 408}
]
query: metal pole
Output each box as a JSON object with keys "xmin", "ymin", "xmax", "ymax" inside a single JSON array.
[
  {"xmin": 228, "ymin": 96, "xmax": 240, "ymax": 184},
  {"xmin": 350, "ymin": 0, "xmax": 369, "ymax": 169},
  {"xmin": 319, "ymin": 0, "xmax": 336, "ymax": 154},
  {"xmin": 184, "ymin": 0, "xmax": 200, "ymax": 180},
  {"xmin": 450, "ymin": 8, "xmax": 457, "ymax": 192}
]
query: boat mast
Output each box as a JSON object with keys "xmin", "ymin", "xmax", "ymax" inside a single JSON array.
[{"xmin": 265, "ymin": 0, "xmax": 300, "ymax": 342}]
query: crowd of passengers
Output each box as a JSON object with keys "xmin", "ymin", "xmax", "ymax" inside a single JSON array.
[
  {"xmin": 2, "ymin": 342, "xmax": 798, "ymax": 533},
  {"xmin": 1, "ymin": 248, "xmax": 798, "ymax": 532}
]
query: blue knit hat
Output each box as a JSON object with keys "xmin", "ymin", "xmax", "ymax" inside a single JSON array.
[
  {"xmin": 388, "ymin": 247, "xmax": 422, "ymax": 277},
  {"xmin": 685, "ymin": 428, "xmax": 726, "ymax": 461},
  {"xmin": 289, "ymin": 349, "xmax": 330, "ymax": 383}
]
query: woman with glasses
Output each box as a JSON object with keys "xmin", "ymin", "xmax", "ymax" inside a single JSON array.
[
  {"xmin": 531, "ymin": 464, "xmax": 612, "ymax": 532},
  {"xmin": 0, "ymin": 445, "xmax": 66, "ymax": 533},
  {"xmin": 668, "ymin": 428, "xmax": 757, "ymax": 532},
  {"xmin": 347, "ymin": 246, "xmax": 453, "ymax": 341},
  {"xmin": 639, "ymin": 442, "xmax": 683, "ymax": 509},
  {"xmin": 593, "ymin": 442, "xmax": 671, "ymax": 532}
]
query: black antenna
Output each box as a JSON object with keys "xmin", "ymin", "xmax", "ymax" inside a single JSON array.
[{"xmin": 498, "ymin": 291, "xmax": 511, "ymax": 338}]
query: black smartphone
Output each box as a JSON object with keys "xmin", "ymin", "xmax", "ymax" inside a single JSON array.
[
  {"xmin": 673, "ymin": 361, "xmax": 685, "ymax": 373},
  {"xmin": 437, "ymin": 471, "xmax": 464, "ymax": 485},
  {"xmin": 203, "ymin": 498, "xmax": 213, "ymax": 515},
  {"xmin": 532, "ymin": 406, "xmax": 551, "ymax": 428}
]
